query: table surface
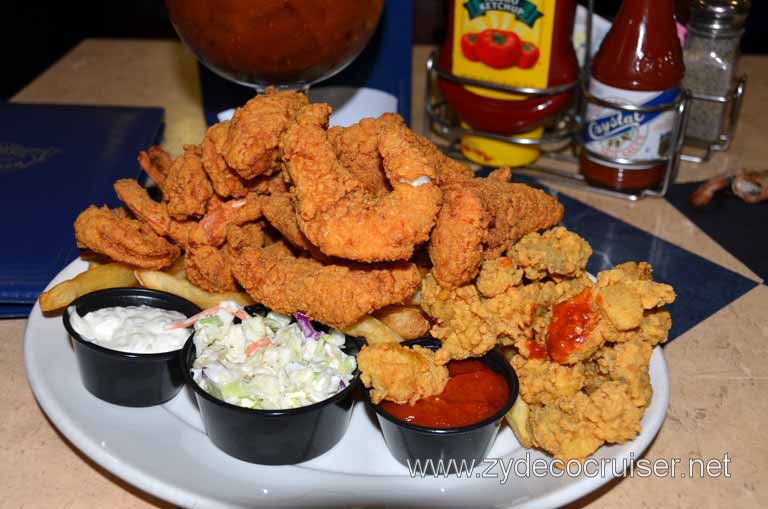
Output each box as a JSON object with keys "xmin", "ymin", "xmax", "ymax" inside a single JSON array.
[{"xmin": 3, "ymin": 39, "xmax": 766, "ymax": 508}]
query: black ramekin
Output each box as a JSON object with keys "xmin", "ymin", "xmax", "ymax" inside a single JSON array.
[
  {"xmin": 63, "ymin": 288, "xmax": 200, "ymax": 407},
  {"xmin": 365, "ymin": 338, "xmax": 519, "ymax": 473},
  {"xmin": 181, "ymin": 313, "xmax": 362, "ymax": 465}
]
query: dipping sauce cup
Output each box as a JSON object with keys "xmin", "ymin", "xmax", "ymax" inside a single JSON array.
[
  {"xmin": 365, "ymin": 338, "xmax": 519, "ymax": 473},
  {"xmin": 63, "ymin": 288, "xmax": 200, "ymax": 407}
]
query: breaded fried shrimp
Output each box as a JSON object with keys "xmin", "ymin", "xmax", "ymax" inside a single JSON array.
[{"xmin": 280, "ymin": 104, "xmax": 442, "ymax": 262}]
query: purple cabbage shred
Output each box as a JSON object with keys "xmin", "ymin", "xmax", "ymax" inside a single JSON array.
[{"xmin": 294, "ymin": 312, "xmax": 320, "ymax": 340}]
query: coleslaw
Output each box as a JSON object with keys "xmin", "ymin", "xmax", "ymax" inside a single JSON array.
[{"xmin": 189, "ymin": 302, "xmax": 357, "ymax": 410}]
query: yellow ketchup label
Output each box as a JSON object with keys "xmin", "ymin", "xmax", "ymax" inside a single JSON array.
[{"xmin": 452, "ymin": 0, "xmax": 556, "ymax": 100}]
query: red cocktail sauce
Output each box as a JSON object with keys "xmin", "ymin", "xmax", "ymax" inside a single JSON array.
[
  {"xmin": 379, "ymin": 360, "xmax": 509, "ymax": 429},
  {"xmin": 545, "ymin": 289, "xmax": 596, "ymax": 364},
  {"xmin": 526, "ymin": 339, "xmax": 548, "ymax": 360}
]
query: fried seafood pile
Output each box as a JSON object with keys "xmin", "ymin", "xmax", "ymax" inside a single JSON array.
[
  {"xmin": 72, "ymin": 88, "xmax": 676, "ymax": 463},
  {"xmin": 361, "ymin": 227, "xmax": 675, "ymax": 462},
  {"xmin": 492, "ymin": 254, "xmax": 676, "ymax": 462},
  {"xmin": 73, "ymin": 89, "xmax": 562, "ymax": 330}
]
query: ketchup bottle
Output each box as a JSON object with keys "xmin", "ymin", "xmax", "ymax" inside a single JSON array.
[
  {"xmin": 438, "ymin": 0, "xmax": 578, "ymax": 167},
  {"xmin": 580, "ymin": 0, "xmax": 684, "ymax": 191}
]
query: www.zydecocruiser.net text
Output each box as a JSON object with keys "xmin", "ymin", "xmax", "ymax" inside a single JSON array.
[{"xmin": 407, "ymin": 452, "xmax": 732, "ymax": 483}]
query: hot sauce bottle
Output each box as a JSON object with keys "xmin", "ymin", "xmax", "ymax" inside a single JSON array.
[
  {"xmin": 439, "ymin": 0, "xmax": 578, "ymax": 167},
  {"xmin": 580, "ymin": 0, "xmax": 685, "ymax": 191}
]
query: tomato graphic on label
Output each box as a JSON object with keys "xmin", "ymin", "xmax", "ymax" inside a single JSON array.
[
  {"xmin": 460, "ymin": 32, "xmax": 482, "ymax": 62},
  {"xmin": 477, "ymin": 29, "xmax": 521, "ymax": 69},
  {"xmin": 516, "ymin": 41, "xmax": 540, "ymax": 69}
]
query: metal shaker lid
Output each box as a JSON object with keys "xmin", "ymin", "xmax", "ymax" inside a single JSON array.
[{"xmin": 689, "ymin": 0, "xmax": 750, "ymax": 36}]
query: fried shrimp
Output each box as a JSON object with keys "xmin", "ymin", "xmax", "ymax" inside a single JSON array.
[
  {"xmin": 185, "ymin": 245, "xmax": 238, "ymax": 293},
  {"xmin": 201, "ymin": 121, "xmax": 250, "ymax": 198},
  {"xmin": 327, "ymin": 113, "xmax": 405, "ymax": 196},
  {"xmin": 189, "ymin": 193, "xmax": 265, "ymax": 247},
  {"xmin": 225, "ymin": 222, "xmax": 265, "ymax": 252},
  {"xmin": 164, "ymin": 147, "xmax": 214, "ymax": 220},
  {"xmin": 470, "ymin": 178, "xmax": 565, "ymax": 260},
  {"xmin": 222, "ymin": 89, "xmax": 309, "ymax": 179},
  {"xmin": 426, "ymin": 176, "xmax": 564, "ymax": 289},
  {"xmin": 280, "ymin": 104, "xmax": 443, "ymax": 262},
  {"xmin": 389, "ymin": 126, "xmax": 475, "ymax": 185},
  {"xmin": 261, "ymin": 191, "xmax": 315, "ymax": 251},
  {"xmin": 74, "ymin": 205, "xmax": 180, "ymax": 269},
  {"xmin": 428, "ymin": 185, "xmax": 489, "ymax": 289},
  {"xmin": 114, "ymin": 179, "xmax": 171, "ymax": 235},
  {"xmin": 113, "ymin": 179, "xmax": 196, "ymax": 248},
  {"xmin": 229, "ymin": 242, "xmax": 422, "ymax": 329},
  {"xmin": 137, "ymin": 145, "xmax": 173, "ymax": 190}
]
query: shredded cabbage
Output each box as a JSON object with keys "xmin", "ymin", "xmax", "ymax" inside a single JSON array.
[{"xmin": 191, "ymin": 303, "xmax": 356, "ymax": 410}]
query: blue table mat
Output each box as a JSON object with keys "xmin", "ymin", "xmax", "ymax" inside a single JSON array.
[{"xmin": 666, "ymin": 181, "xmax": 768, "ymax": 283}]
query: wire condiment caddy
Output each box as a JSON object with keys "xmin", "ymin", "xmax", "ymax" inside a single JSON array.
[{"xmin": 423, "ymin": 1, "xmax": 745, "ymax": 201}]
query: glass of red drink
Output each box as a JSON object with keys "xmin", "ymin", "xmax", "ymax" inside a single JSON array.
[{"xmin": 165, "ymin": 0, "xmax": 384, "ymax": 91}]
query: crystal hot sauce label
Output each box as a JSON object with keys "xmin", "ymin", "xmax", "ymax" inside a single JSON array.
[
  {"xmin": 583, "ymin": 79, "xmax": 680, "ymax": 169},
  {"xmin": 452, "ymin": 0, "xmax": 557, "ymax": 99}
]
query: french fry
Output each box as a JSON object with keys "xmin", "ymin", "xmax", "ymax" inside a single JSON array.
[
  {"xmin": 39, "ymin": 263, "xmax": 138, "ymax": 312},
  {"xmin": 505, "ymin": 397, "xmax": 533, "ymax": 449},
  {"xmin": 373, "ymin": 305, "xmax": 430, "ymax": 340},
  {"xmin": 343, "ymin": 315, "xmax": 404, "ymax": 345},
  {"xmin": 135, "ymin": 270, "xmax": 254, "ymax": 309}
]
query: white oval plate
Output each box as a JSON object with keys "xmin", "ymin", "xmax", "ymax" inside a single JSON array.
[{"xmin": 25, "ymin": 259, "xmax": 669, "ymax": 508}]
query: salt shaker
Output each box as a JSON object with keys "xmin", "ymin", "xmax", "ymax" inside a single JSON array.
[{"xmin": 683, "ymin": 0, "xmax": 750, "ymax": 144}]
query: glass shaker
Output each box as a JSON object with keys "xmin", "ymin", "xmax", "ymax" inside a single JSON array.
[{"xmin": 683, "ymin": 0, "xmax": 750, "ymax": 144}]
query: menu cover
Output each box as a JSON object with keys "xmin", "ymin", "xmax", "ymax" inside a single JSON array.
[{"xmin": 0, "ymin": 103, "xmax": 164, "ymax": 317}]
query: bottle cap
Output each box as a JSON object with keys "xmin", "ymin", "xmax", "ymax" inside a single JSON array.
[{"xmin": 689, "ymin": 0, "xmax": 750, "ymax": 36}]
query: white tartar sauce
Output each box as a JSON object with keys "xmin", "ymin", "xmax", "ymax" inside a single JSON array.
[{"xmin": 68, "ymin": 305, "xmax": 191, "ymax": 354}]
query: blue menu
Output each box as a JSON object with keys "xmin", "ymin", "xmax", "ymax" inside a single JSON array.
[{"xmin": 0, "ymin": 103, "xmax": 164, "ymax": 317}]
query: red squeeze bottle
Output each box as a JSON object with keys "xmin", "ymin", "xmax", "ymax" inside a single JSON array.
[{"xmin": 580, "ymin": 0, "xmax": 685, "ymax": 191}]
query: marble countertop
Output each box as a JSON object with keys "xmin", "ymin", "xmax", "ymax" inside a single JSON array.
[{"xmin": 3, "ymin": 40, "xmax": 766, "ymax": 508}]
